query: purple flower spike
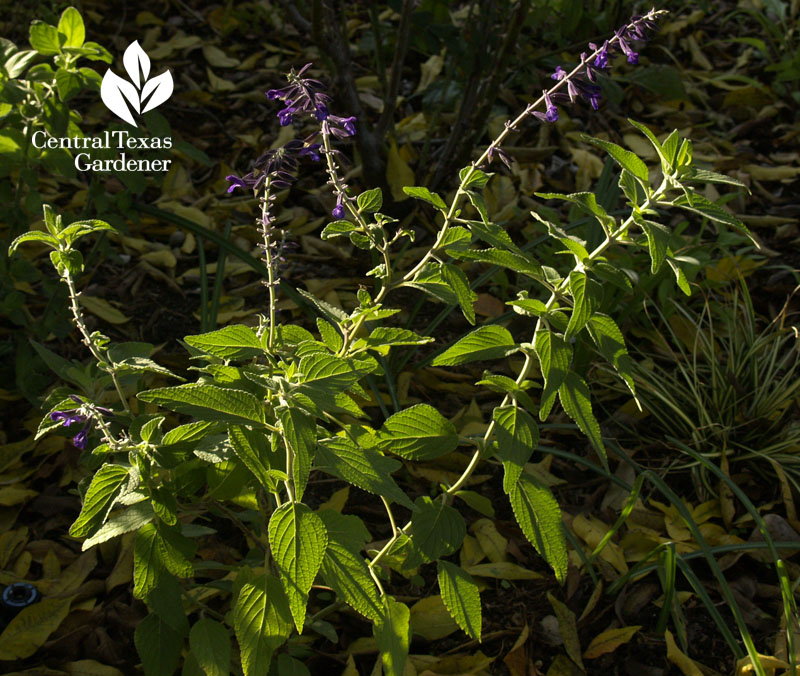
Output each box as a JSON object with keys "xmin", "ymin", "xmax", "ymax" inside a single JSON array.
[
  {"xmin": 332, "ymin": 193, "xmax": 346, "ymax": 219},
  {"xmin": 592, "ymin": 41, "xmax": 609, "ymax": 69},
  {"xmin": 226, "ymin": 175, "xmax": 248, "ymax": 193},
  {"xmin": 544, "ymin": 90, "xmax": 558, "ymax": 122}
]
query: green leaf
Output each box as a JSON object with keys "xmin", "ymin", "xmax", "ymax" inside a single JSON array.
[
  {"xmin": 441, "ymin": 263, "xmax": 477, "ymax": 325},
  {"xmin": 29, "ymin": 21, "xmax": 62, "ymax": 55},
  {"xmin": 493, "ymin": 406, "xmax": 539, "ymax": 493},
  {"xmin": 55, "ymin": 67, "xmax": 81, "ymax": 101},
  {"xmin": 163, "ymin": 421, "xmax": 219, "ymax": 445},
  {"xmin": 405, "ymin": 262, "xmax": 459, "ymax": 305},
  {"xmin": 280, "ymin": 408, "xmax": 316, "ymax": 501},
  {"xmin": 588, "ymin": 314, "xmax": 636, "ymax": 398},
  {"xmin": 464, "ymin": 218, "xmax": 522, "ymax": 253},
  {"xmin": 437, "ymin": 560, "xmax": 481, "ymax": 641},
  {"xmin": 154, "ymin": 522, "xmax": 194, "ymax": 579},
  {"xmin": 667, "ymin": 258, "xmax": 691, "ymax": 296},
  {"xmin": 184, "ymin": 325, "xmax": 263, "ymax": 360},
  {"xmin": 636, "ymin": 217, "xmax": 671, "ymax": 273},
  {"xmin": 357, "ymin": 187, "xmax": 383, "ymax": 213},
  {"xmin": 459, "ymin": 166, "xmax": 492, "ymax": 189},
  {"xmin": 189, "ymin": 618, "xmax": 230, "ymax": 676},
  {"xmin": 433, "ymin": 325, "xmax": 517, "ymax": 366},
  {"xmin": 134, "ymin": 613, "xmax": 183, "ymax": 676},
  {"xmin": 535, "ymin": 192, "xmax": 616, "ymax": 234},
  {"xmin": 448, "ymin": 248, "xmax": 543, "ymax": 280},
  {"xmin": 49, "ymin": 249, "xmax": 83, "ymax": 277},
  {"xmin": 277, "ymin": 655, "xmax": 312, "ymax": 676},
  {"xmin": 82, "ymin": 501, "xmax": 154, "ymax": 550},
  {"xmin": 316, "ymin": 437, "xmax": 415, "ymax": 509},
  {"xmin": 439, "ymin": 226, "xmax": 472, "ymax": 251},
  {"xmin": 403, "ymin": 186, "xmax": 447, "ymax": 210},
  {"xmin": 628, "ymin": 119, "xmax": 673, "ymax": 174},
  {"xmin": 406, "ymin": 496, "xmax": 466, "ymax": 567},
  {"xmin": 509, "ymin": 473, "xmax": 567, "ymax": 583},
  {"xmin": 377, "ymin": 404, "xmax": 458, "ymax": 461},
  {"xmin": 661, "ymin": 129, "xmax": 680, "ymax": 169},
  {"xmin": 558, "ymin": 371, "xmax": 605, "ymax": 463},
  {"xmin": 672, "ymin": 190, "xmax": 750, "ymax": 233},
  {"xmin": 533, "ymin": 330, "xmax": 572, "ymax": 421},
  {"xmin": 268, "ymin": 502, "xmax": 328, "ymax": 632},
  {"xmin": 316, "ymin": 318, "xmax": 343, "ymax": 352},
  {"xmin": 619, "ymin": 168, "xmax": 647, "ymax": 206},
  {"xmin": 682, "ymin": 167, "xmax": 748, "ymax": 189},
  {"xmin": 320, "ymin": 220, "xmax": 359, "ymax": 240},
  {"xmin": 291, "ymin": 353, "xmax": 368, "ymax": 408},
  {"xmin": 584, "ymin": 136, "xmax": 649, "ymax": 184},
  {"xmin": 233, "ymin": 574, "xmax": 293, "ymax": 676},
  {"xmin": 69, "ymin": 464, "xmax": 130, "ymax": 538},
  {"xmin": 145, "ymin": 575, "xmax": 189, "ymax": 635},
  {"xmin": 318, "ymin": 511, "xmax": 383, "ymax": 622},
  {"xmin": 134, "ymin": 523, "xmax": 164, "ymax": 599},
  {"xmin": 8, "ymin": 230, "xmax": 60, "ymax": 254},
  {"xmin": 353, "ymin": 327, "xmax": 433, "ymax": 355},
  {"xmin": 57, "ymin": 7, "xmax": 85, "ymax": 48},
  {"xmin": 374, "ymin": 597, "xmax": 411, "ymax": 676},
  {"xmin": 138, "ymin": 384, "xmax": 266, "ymax": 426},
  {"xmin": 565, "ymin": 270, "xmax": 595, "ymax": 338}
]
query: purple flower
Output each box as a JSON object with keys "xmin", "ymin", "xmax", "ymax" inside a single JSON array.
[
  {"xmin": 592, "ymin": 41, "xmax": 609, "ymax": 69},
  {"xmin": 50, "ymin": 410, "xmax": 85, "ymax": 427},
  {"xmin": 551, "ymin": 66, "xmax": 566, "ymax": 81},
  {"xmin": 315, "ymin": 104, "xmax": 328, "ymax": 121},
  {"xmin": 72, "ymin": 426, "xmax": 89, "ymax": 450},
  {"xmin": 299, "ymin": 143, "xmax": 321, "ymax": 162},
  {"xmin": 226, "ymin": 175, "xmax": 248, "ymax": 193},
  {"xmin": 278, "ymin": 105, "xmax": 296, "ymax": 126},
  {"xmin": 331, "ymin": 193, "xmax": 346, "ymax": 219},
  {"xmin": 327, "ymin": 115, "xmax": 357, "ymax": 138}
]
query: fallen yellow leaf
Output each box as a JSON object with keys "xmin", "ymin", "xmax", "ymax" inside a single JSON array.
[{"xmin": 583, "ymin": 625, "xmax": 641, "ymax": 659}]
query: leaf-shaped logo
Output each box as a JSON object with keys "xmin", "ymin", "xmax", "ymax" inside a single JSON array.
[{"xmin": 100, "ymin": 40, "xmax": 173, "ymax": 127}]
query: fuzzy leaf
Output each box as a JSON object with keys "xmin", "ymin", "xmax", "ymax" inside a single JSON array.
[
  {"xmin": 558, "ymin": 372, "xmax": 605, "ymax": 464},
  {"xmin": 377, "ymin": 404, "xmax": 458, "ymax": 461},
  {"xmin": 493, "ymin": 406, "xmax": 539, "ymax": 493},
  {"xmin": 437, "ymin": 560, "xmax": 482, "ymax": 641},
  {"xmin": 433, "ymin": 325, "xmax": 517, "ymax": 366}
]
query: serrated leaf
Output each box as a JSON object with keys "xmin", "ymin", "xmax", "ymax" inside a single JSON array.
[
  {"xmin": 672, "ymin": 190, "xmax": 749, "ymax": 233},
  {"xmin": 374, "ymin": 597, "xmax": 410, "ymax": 676},
  {"xmin": 441, "ymin": 263, "xmax": 477, "ymax": 325},
  {"xmin": 533, "ymin": 330, "xmax": 572, "ymax": 421},
  {"xmin": 316, "ymin": 437, "xmax": 414, "ymax": 509},
  {"xmin": 584, "ymin": 136, "xmax": 648, "ymax": 184},
  {"xmin": 509, "ymin": 473, "xmax": 567, "ymax": 582},
  {"xmin": 558, "ymin": 372, "xmax": 605, "ymax": 463},
  {"xmin": 628, "ymin": 118, "xmax": 672, "ymax": 174},
  {"xmin": 357, "ymin": 187, "xmax": 383, "ymax": 213},
  {"xmin": 437, "ymin": 560, "xmax": 481, "ymax": 640},
  {"xmin": 320, "ymin": 219, "xmax": 359, "ymax": 240},
  {"xmin": 138, "ymin": 384, "xmax": 266, "ymax": 426},
  {"xmin": 354, "ymin": 327, "xmax": 434, "ymax": 355},
  {"xmin": 565, "ymin": 271, "xmax": 595, "ymax": 338},
  {"xmin": 189, "ymin": 618, "xmax": 230, "ymax": 676},
  {"xmin": 30, "ymin": 21, "xmax": 62, "ymax": 55},
  {"xmin": 683, "ymin": 167, "xmax": 747, "ymax": 189},
  {"xmin": 636, "ymin": 217, "xmax": 671, "ymax": 273},
  {"xmin": 465, "ymin": 218, "xmax": 522, "ymax": 253},
  {"xmin": 8, "ymin": 230, "xmax": 60, "ymax": 253},
  {"xmin": 233, "ymin": 574, "xmax": 293, "ymax": 676},
  {"xmin": 403, "ymin": 186, "xmax": 447, "ymax": 210},
  {"xmin": 406, "ymin": 496, "xmax": 466, "ymax": 567},
  {"xmin": 377, "ymin": 404, "xmax": 458, "ymax": 461},
  {"xmin": 146, "ymin": 575, "xmax": 189, "ymax": 635},
  {"xmin": 316, "ymin": 318, "xmax": 343, "ymax": 352},
  {"xmin": 535, "ymin": 191, "xmax": 616, "ymax": 233},
  {"xmin": 448, "ymin": 248, "xmax": 543, "ymax": 280},
  {"xmin": 493, "ymin": 406, "xmax": 539, "ymax": 493},
  {"xmin": 69, "ymin": 464, "xmax": 130, "ymax": 538},
  {"xmin": 228, "ymin": 425, "xmax": 273, "ymax": 489},
  {"xmin": 134, "ymin": 524, "xmax": 163, "ymax": 599},
  {"xmin": 82, "ymin": 501, "xmax": 154, "ymax": 550},
  {"xmin": 587, "ymin": 314, "xmax": 636, "ymax": 398},
  {"xmin": 134, "ymin": 613, "xmax": 183, "ymax": 676},
  {"xmin": 459, "ymin": 166, "xmax": 492, "ymax": 189},
  {"xmin": 439, "ymin": 225, "xmax": 472, "ymax": 251},
  {"xmin": 318, "ymin": 511, "xmax": 383, "ymax": 622},
  {"xmin": 280, "ymin": 408, "xmax": 315, "ymax": 501},
  {"xmin": 291, "ymin": 353, "xmax": 368, "ymax": 409},
  {"xmin": 184, "ymin": 325, "xmax": 263, "ymax": 360},
  {"xmin": 667, "ymin": 258, "xmax": 692, "ymax": 296},
  {"xmin": 433, "ymin": 325, "xmax": 517, "ymax": 366},
  {"xmin": 269, "ymin": 503, "xmax": 327, "ymax": 632}
]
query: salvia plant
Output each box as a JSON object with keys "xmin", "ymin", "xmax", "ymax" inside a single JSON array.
[{"xmin": 9, "ymin": 8, "xmax": 760, "ymax": 675}]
